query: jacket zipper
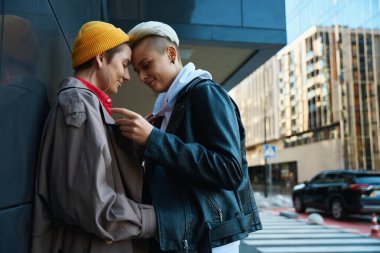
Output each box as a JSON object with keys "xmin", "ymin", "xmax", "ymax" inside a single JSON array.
[
  {"xmin": 183, "ymin": 239, "xmax": 189, "ymax": 253},
  {"xmin": 203, "ymin": 191, "xmax": 223, "ymax": 222},
  {"xmin": 183, "ymin": 191, "xmax": 189, "ymax": 253},
  {"xmin": 142, "ymin": 160, "xmax": 146, "ymax": 174}
]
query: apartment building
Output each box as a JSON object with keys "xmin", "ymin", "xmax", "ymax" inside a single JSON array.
[{"xmin": 230, "ymin": 26, "xmax": 380, "ymax": 190}]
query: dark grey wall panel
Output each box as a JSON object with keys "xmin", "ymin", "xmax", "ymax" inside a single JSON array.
[
  {"xmin": 0, "ymin": 1, "xmax": 103, "ymax": 252},
  {"xmin": 0, "ymin": 205, "xmax": 33, "ymax": 253}
]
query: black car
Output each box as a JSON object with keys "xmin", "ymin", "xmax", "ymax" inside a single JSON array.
[{"xmin": 292, "ymin": 170, "xmax": 380, "ymax": 220}]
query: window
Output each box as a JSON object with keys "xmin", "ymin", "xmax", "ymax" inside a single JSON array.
[
  {"xmin": 323, "ymin": 173, "xmax": 337, "ymax": 183},
  {"xmin": 310, "ymin": 173, "xmax": 325, "ymax": 183}
]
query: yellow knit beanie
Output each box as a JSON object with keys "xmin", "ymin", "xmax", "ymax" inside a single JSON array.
[{"xmin": 71, "ymin": 21, "xmax": 129, "ymax": 69}]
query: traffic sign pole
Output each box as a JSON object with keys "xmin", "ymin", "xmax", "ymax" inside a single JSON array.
[
  {"xmin": 264, "ymin": 158, "xmax": 268, "ymax": 198},
  {"xmin": 263, "ymin": 145, "xmax": 276, "ymax": 198}
]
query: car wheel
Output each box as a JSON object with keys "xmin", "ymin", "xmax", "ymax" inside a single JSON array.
[
  {"xmin": 330, "ymin": 198, "xmax": 345, "ymax": 220},
  {"xmin": 293, "ymin": 195, "xmax": 305, "ymax": 213}
]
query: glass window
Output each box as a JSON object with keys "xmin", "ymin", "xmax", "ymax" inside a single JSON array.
[
  {"xmin": 323, "ymin": 173, "xmax": 337, "ymax": 183},
  {"xmin": 310, "ymin": 173, "xmax": 325, "ymax": 183},
  {"xmin": 342, "ymin": 173, "xmax": 354, "ymax": 184},
  {"xmin": 334, "ymin": 174, "xmax": 347, "ymax": 183},
  {"xmin": 355, "ymin": 174, "xmax": 380, "ymax": 184}
]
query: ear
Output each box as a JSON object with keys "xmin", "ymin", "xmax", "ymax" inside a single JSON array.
[
  {"xmin": 166, "ymin": 46, "xmax": 177, "ymax": 63},
  {"xmin": 95, "ymin": 53, "xmax": 105, "ymax": 68}
]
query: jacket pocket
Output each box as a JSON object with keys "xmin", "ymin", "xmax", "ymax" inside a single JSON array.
[
  {"xmin": 59, "ymin": 91, "xmax": 86, "ymax": 128},
  {"xmin": 202, "ymin": 191, "xmax": 223, "ymax": 223}
]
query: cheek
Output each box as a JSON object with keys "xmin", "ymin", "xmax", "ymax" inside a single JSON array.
[
  {"xmin": 112, "ymin": 65, "xmax": 124, "ymax": 78},
  {"xmin": 155, "ymin": 66, "xmax": 168, "ymax": 80},
  {"xmin": 160, "ymin": 67, "xmax": 174, "ymax": 84},
  {"xmin": 118, "ymin": 67, "xmax": 125, "ymax": 77}
]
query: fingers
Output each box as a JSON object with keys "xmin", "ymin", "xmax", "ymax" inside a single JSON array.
[
  {"xmin": 116, "ymin": 121, "xmax": 136, "ymax": 138},
  {"xmin": 111, "ymin": 107, "xmax": 139, "ymax": 118},
  {"xmin": 118, "ymin": 123, "xmax": 152, "ymax": 145},
  {"xmin": 118, "ymin": 128, "xmax": 134, "ymax": 141},
  {"xmin": 111, "ymin": 107, "xmax": 153, "ymax": 145},
  {"xmin": 114, "ymin": 117, "xmax": 134, "ymax": 126}
]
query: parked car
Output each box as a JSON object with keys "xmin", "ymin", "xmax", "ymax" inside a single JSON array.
[{"xmin": 292, "ymin": 170, "xmax": 380, "ymax": 220}]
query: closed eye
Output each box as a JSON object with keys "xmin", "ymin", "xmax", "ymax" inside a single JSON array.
[{"xmin": 142, "ymin": 62, "xmax": 150, "ymax": 70}]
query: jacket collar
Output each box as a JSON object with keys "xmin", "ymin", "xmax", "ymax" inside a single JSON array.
[
  {"xmin": 165, "ymin": 101, "xmax": 185, "ymax": 134},
  {"xmin": 164, "ymin": 77, "xmax": 204, "ymax": 134},
  {"xmin": 76, "ymin": 77, "xmax": 112, "ymax": 116},
  {"xmin": 58, "ymin": 77, "xmax": 115, "ymax": 125}
]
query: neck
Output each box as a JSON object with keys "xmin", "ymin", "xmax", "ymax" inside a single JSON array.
[
  {"xmin": 75, "ymin": 68, "xmax": 99, "ymax": 88},
  {"xmin": 173, "ymin": 62, "xmax": 183, "ymax": 78}
]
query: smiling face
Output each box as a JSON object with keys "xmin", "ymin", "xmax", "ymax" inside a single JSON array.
[
  {"xmin": 99, "ymin": 43, "xmax": 132, "ymax": 94},
  {"xmin": 131, "ymin": 37, "xmax": 178, "ymax": 93}
]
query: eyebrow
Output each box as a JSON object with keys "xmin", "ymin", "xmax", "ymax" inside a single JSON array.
[
  {"xmin": 134, "ymin": 57, "xmax": 148, "ymax": 72},
  {"xmin": 138, "ymin": 58, "xmax": 148, "ymax": 66}
]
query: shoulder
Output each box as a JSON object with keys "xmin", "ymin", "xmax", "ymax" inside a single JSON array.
[
  {"xmin": 187, "ymin": 78, "xmax": 230, "ymax": 101},
  {"xmin": 185, "ymin": 78, "xmax": 218, "ymax": 91},
  {"xmin": 58, "ymin": 77, "xmax": 98, "ymax": 107},
  {"xmin": 181, "ymin": 78, "xmax": 228, "ymax": 98},
  {"xmin": 56, "ymin": 78, "xmax": 99, "ymax": 127}
]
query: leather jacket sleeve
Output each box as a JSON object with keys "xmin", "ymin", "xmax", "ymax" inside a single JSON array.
[{"xmin": 144, "ymin": 81, "xmax": 243, "ymax": 190}]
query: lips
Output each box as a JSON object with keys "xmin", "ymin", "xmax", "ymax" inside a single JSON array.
[{"xmin": 145, "ymin": 79, "xmax": 154, "ymax": 87}]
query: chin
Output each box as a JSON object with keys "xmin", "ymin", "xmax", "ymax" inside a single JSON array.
[
  {"xmin": 152, "ymin": 85, "xmax": 167, "ymax": 93},
  {"xmin": 108, "ymin": 88, "xmax": 118, "ymax": 95},
  {"xmin": 113, "ymin": 85, "xmax": 121, "ymax": 94}
]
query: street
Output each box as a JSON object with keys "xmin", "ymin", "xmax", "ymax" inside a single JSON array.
[{"xmin": 240, "ymin": 211, "xmax": 380, "ymax": 253}]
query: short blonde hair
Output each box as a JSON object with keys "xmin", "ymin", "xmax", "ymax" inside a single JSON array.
[{"xmin": 128, "ymin": 21, "xmax": 179, "ymax": 49}]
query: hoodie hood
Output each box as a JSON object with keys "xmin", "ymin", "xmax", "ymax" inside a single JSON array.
[{"xmin": 152, "ymin": 62, "xmax": 212, "ymax": 130}]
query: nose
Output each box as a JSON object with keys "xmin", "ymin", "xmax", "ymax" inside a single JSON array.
[
  {"xmin": 123, "ymin": 69, "xmax": 130, "ymax": 81},
  {"xmin": 138, "ymin": 70, "xmax": 147, "ymax": 83}
]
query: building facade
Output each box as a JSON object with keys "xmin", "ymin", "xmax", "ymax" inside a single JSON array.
[{"xmin": 229, "ymin": 25, "xmax": 380, "ymax": 193}]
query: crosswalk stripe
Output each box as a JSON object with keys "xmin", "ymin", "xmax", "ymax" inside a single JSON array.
[
  {"xmin": 256, "ymin": 246, "xmax": 380, "ymax": 253},
  {"xmin": 263, "ymin": 224, "xmax": 326, "ymax": 228},
  {"xmin": 243, "ymin": 238, "xmax": 380, "ymax": 246},
  {"xmin": 243, "ymin": 211, "xmax": 380, "ymax": 253},
  {"xmin": 252, "ymin": 229, "xmax": 344, "ymax": 234},
  {"xmin": 263, "ymin": 221, "xmax": 305, "ymax": 226},
  {"xmin": 248, "ymin": 233, "xmax": 361, "ymax": 239}
]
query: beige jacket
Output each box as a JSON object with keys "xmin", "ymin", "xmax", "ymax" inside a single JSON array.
[{"xmin": 31, "ymin": 77, "xmax": 156, "ymax": 253}]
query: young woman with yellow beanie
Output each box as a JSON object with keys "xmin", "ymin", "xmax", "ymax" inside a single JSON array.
[{"xmin": 31, "ymin": 21, "xmax": 156, "ymax": 253}]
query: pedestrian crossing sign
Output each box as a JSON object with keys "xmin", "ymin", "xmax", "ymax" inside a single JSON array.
[{"xmin": 264, "ymin": 145, "xmax": 276, "ymax": 158}]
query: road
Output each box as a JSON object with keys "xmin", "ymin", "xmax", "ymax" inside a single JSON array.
[{"xmin": 240, "ymin": 211, "xmax": 380, "ymax": 253}]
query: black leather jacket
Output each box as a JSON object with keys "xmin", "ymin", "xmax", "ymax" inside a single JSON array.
[{"xmin": 143, "ymin": 78, "xmax": 262, "ymax": 252}]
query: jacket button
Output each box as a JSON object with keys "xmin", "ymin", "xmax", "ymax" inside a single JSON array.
[
  {"xmin": 105, "ymin": 239, "xmax": 113, "ymax": 244},
  {"xmin": 71, "ymin": 112, "xmax": 79, "ymax": 119}
]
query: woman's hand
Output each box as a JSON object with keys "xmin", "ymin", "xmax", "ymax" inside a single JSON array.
[{"xmin": 112, "ymin": 108, "xmax": 154, "ymax": 145}]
